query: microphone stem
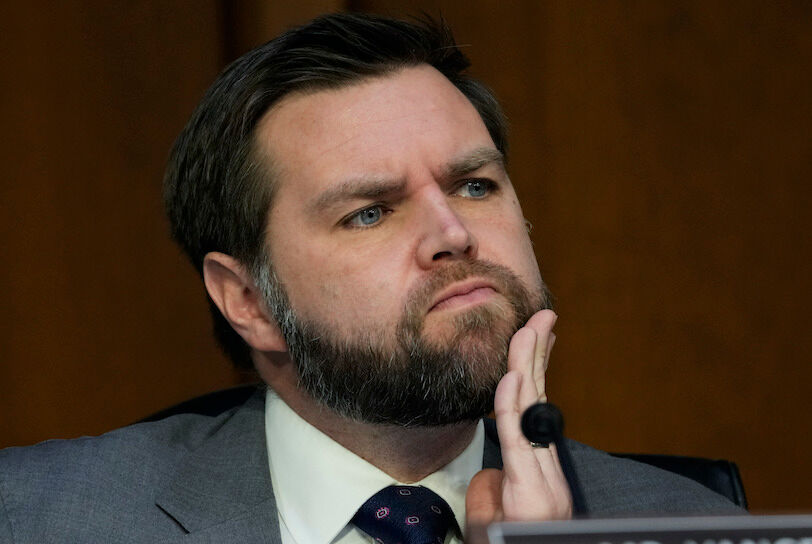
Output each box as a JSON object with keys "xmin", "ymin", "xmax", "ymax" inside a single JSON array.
[{"xmin": 554, "ymin": 438, "xmax": 587, "ymax": 516}]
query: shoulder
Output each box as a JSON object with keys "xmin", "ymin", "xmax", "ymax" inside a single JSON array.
[
  {"xmin": 0, "ymin": 409, "xmax": 237, "ymax": 543},
  {"xmin": 565, "ymin": 439, "xmax": 746, "ymax": 516}
]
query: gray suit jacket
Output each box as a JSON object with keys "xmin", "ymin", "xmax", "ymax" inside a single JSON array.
[{"xmin": 0, "ymin": 391, "xmax": 743, "ymax": 543}]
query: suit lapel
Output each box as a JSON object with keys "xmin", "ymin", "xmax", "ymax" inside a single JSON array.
[
  {"xmin": 154, "ymin": 395, "xmax": 503, "ymax": 542},
  {"xmin": 155, "ymin": 390, "xmax": 282, "ymax": 543}
]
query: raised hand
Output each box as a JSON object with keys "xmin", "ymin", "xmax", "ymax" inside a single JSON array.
[{"xmin": 466, "ymin": 310, "xmax": 572, "ymax": 534}]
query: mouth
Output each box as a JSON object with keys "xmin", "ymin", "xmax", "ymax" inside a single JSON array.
[{"xmin": 428, "ymin": 279, "xmax": 499, "ymax": 313}]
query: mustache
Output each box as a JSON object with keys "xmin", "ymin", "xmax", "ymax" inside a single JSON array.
[{"xmin": 400, "ymin": 259, "xmax": 546, "ymax": 333}]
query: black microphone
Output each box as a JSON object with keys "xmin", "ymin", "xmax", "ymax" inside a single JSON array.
[
  {"xmin": 521, "ymin": 402, "xmax": 564, "ymax": 447},
  {"xmin": 521, "ymin": 402, "xmax": 586, "ymax": 515}
]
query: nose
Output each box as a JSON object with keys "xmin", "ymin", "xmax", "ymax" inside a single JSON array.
[{"xmin": 415, "ymin": 191, "xmax": 478, "ymax": 268}]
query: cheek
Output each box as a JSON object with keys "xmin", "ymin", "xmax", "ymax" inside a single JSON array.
[
  {"xmin": 279, "ymin": 236, "xmax": 410, "ymax": 327},
  {"xmin": 476, "ymin": 209, "xmax": 541, "ymax": 284}
]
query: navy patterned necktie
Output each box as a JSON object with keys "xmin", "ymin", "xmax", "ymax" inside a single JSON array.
[{"xmin": 352, "ymin": 485, "xmax": 458, "ymax": 544}]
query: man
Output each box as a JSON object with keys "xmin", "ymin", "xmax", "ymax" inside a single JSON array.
[{"xmin": 0, "ymin": 13, "xmax": 742, "ymax": 543}]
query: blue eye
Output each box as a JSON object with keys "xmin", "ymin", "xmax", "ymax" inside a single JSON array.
[
  {"xmin": 347, "ymin": 205, "xmax": 384, "ymax": 227},
  {"xmin": 457, "ymin": 179, "xmax": 492, "ymax": 198}
]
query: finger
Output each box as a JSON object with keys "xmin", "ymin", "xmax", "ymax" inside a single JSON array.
[
  {"xmin": 546, "ymin": 442, "xmax": 566, "ymax": 481},
  {"xmin": 532, "ymin": 442, "xmax": 565, "ymax": 485},
  {"xmin": 518, "ymin": 356, "xmax": 541, "ymax": 410},
  {"xmin": 494, "ymin": 372, "xmax": 548, "ymax": 485},
  {"xmin": 544, "ymin": 332, "xmax": 556, "ymax": 373},
  {"xmin": 524, "ymin": 310, "xmax": 556, "ymax": 366},
  {"xmin": 531, "ymin": 443, "xmax": 573, "ymax": 517},
  {"xmin": 494, "ymin": 371, "xmax": 573, "ymax": 522},
  {"xmin": 523, "ymin": 310, "xmax": 557, "ymax": 400},
  {"xmin": 507, "ymin": 327, "xmax": 536, "ymax": 375},
  {"xmin": 536, "ymin": 332, "xmax": 555, "ymax": 402},
  {"xmin": 507, "ymin": 329, "xmax": 540, "ymax": 409}
]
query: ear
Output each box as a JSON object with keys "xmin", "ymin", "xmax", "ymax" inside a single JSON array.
[{"xmin": 203, "ymin": 252, "xmax": 288, "ymax": 353}]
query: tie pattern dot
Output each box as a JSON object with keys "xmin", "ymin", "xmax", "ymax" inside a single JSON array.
[{"xmin": 352, "ymin": 485, "xmax": 458, "ymax": 544}]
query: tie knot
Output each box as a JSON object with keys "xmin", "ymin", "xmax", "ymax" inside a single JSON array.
[{"xmin": 352, "ymin": 485, "xmax": 457, "ymax": 544}]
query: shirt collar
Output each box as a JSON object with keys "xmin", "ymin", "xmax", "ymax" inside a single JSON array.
[{"xmin": 264, "ymin": 390, "xmax": 484, "ymax": 544}]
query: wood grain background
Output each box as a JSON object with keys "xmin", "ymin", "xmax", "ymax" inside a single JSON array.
[{"xmin": 1, "ymin": 1, "xmax": 809, "ymax": 512}]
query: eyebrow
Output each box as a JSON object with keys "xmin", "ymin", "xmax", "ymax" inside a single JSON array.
[
  {"xmin": 308, "ymin": 147, "xmax": 505, "ymax": 216},
  {"xmin": 444, "ymin": 147, "xmax": 505, "ymax": 179},
  {"xmin": 309, "ymin": 176, "xmax": 407, "ymax": 215}
]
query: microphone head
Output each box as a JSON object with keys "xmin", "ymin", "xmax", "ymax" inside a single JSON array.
[{"xmin": 520, "ymin": 402, "xmax": 564, "ymax": 446}]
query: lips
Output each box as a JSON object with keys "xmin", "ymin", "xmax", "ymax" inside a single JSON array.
[{"xmin": 428, "ymin": 279, "xmax": 498, "ymax": 313}]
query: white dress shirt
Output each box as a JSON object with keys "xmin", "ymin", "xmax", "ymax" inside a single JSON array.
[{"xmin": 264, "ymin": 390, "xmax": 485, "ymax": 544}]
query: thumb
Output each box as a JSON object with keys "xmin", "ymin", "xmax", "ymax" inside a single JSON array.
[{"xmin": 466, "ymin": 468, "xmax": 504, "ymax": 529}]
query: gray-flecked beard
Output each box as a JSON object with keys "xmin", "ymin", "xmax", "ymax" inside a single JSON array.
[{"xmin": 255, "ymin": 258, "xmax": 550, "ymax": 427}]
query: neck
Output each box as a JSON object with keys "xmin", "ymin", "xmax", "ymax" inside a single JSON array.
[{"xmin": 258, "ymin": 354, "xmax": 478, "ymax": 482}]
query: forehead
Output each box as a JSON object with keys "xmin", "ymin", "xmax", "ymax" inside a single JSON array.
[{"xmin": 254, "ymin": 65, "xmax": 496, "ymax": 205}]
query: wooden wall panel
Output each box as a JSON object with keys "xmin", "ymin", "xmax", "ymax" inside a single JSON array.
[
  {"xmin": 222, "ymin": 0, "xmax": 343, "ymax": 57},
  {"xmin": 2, "ymin": 0, "xmax": 809, "ymax": 513},
  {"xmin": 0, "ymin": 2, "xmax": 240, "ymax": 445},
  {"xmin": 530, "ymin": 2, "xmax": 811, "ymax": 513},
  {"xmin": 355, "ymin": 1, "xmax": 812, "ymax": 511},
  {"xmin": 0, "ymin": 2, "xmax": 354, "ymax": 449}
]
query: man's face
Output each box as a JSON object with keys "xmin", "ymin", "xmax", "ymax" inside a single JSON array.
[{"xmin": 255, "ymin": 65, "xmax": 548, "ymax": 425}]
